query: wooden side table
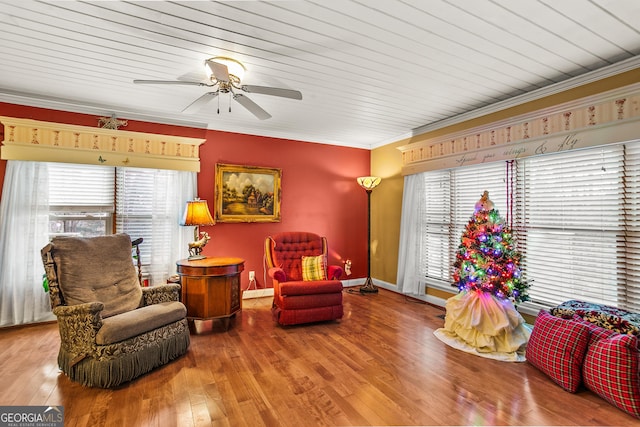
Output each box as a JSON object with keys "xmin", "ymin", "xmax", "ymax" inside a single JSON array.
[{"xmin": 176, "ymin": 257, "xmax": 245, "ymax": 331}]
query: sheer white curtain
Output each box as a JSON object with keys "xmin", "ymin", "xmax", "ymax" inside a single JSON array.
[
  {"xmin": 396, "ymin": 173, "xmax": 426, "ymax": 296},
  {"xmin": 0, "ymin": 161, "xmax": 54, "ymax": 326},
  {"xmin": 149, "ymin": 170, "xmax": 196, "ymax": 284}
]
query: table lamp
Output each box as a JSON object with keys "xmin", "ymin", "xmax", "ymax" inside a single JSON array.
[{"xmin": 180, "ymin": 198, "xmax": 215, "ymax": 260}]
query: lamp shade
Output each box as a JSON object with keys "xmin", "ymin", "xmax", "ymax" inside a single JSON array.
[
  {"xmin": 357, "ymin": 176, "xmax": 381, "ymax": 191},
  {"xmin": 181, "ymin": 198, "xmax": 215, "ymax": 226}
]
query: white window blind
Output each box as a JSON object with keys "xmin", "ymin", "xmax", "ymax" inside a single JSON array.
[
  {"xmin": 115, "ymin": 168, "xmax": 156, "ymax": 265},
  {"xmin": 451, "ymin": 162, "xmax": 508, "ymax": 245},
  {"xmin": 423, "ymin": 162, "xmax": 507, "ymax": 288},
  {"xmin": 115, "ymin": 167, "xmax": 189, "ymax": 272},
  {"xmin": 417, "ymin": 140, "xmax": 640, "ymax": 312},
  {"xmin": 518, "ymin": 146, "xmax": 624, "ymax": 308},
  {"xmin": 48, "ymin": 163, "xmax": 114, "ymax": 210},
  {"xmin": 623, "ymin": 143, "xmax": 640, "ymax": 312},
  {"xmin": 47, "ymin": 163, "xmax": 115, "ymax": 237},
  {"xmin": 423, "ymin": 170, "xmax": 450, "ymax": 283}
]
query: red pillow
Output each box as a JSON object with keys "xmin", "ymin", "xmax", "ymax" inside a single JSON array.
[
  {"xmin": 526, "ymin": 310, "xmax": 591, "ymax": 392},
  {"xmin": 583, "ymin": 333, "xmax": 640, "ymax": 419}
]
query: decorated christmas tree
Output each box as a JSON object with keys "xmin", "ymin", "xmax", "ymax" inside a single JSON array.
[
  {"xmin": 452, "ymin": 190, "xmax": 530, "ymax": 304},
  {"xmin": 434, "ymin": 191, "xmax": 531, "ymax": 362}
]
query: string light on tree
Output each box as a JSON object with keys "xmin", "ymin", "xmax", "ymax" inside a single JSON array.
[{"xmin": 452, "ymin": 190, "xmax": 530, "ymax": 304}]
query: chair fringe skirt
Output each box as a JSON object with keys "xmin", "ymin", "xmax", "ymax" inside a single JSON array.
[{"xmin": 57, "ymin": 319, "xmax": 190, "ymax": 388}]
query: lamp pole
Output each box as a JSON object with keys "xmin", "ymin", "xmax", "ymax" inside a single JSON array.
[{"xmin": 357, "ymin": 176, "xmax": 381, "ymax": 293}]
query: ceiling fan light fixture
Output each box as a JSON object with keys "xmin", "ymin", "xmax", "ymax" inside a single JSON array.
[
  {"xmin": 207, "ymin": 56, "xmax": 246, "ymax": 82},
  {"xmin": 135, "ymin": 55, "xmax": 300, "ymax": 120}
]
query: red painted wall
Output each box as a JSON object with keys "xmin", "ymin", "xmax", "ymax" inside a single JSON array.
[{"xmin": 0, "ymin": 103, "xmax": 371, "ymax": 289}]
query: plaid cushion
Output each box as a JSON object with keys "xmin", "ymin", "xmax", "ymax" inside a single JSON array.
[
  {"xmin": 301, "ymin": 255, "xmax": 327, "ymax": 281},
  {"xmin": 526, "ymin": 310, "xmax": 591, "ymax": 392},
  {"xmin": 583, "ymin": 333, "xmax": 640, "ymax": 418}
]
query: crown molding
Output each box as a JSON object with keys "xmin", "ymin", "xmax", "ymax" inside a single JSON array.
[{"xmin": 0, "ymin": 88, "xmax": 210, "ymax": 130}]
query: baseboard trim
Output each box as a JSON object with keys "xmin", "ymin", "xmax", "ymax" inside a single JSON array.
[
  {"xmin": 242, "ymin": 288, "xmax": 274, "ymax": 299},
  {"xmin": 344, "ymin": 277, "xmax": 448, "ymax": 309}
]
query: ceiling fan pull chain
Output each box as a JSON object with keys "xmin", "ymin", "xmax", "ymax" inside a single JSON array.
[
  {"xmin": 229, "ymin": 92, "xmax": 232, "ymax": 113},
  {"xmin": 217, "ymin": 94, "xmax": 220, "ymax": 115}
]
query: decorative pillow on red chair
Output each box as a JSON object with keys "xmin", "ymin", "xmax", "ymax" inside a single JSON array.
[
  {"xmin": 583, "ymin": 333, "xmax": 640, "ymax": 419},
  {"xmin": 526, "ymin": 310, "xmax": 592, "ymax": 392}
]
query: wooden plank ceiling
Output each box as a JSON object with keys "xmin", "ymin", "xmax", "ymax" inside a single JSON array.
[{"xmin": 0, "ymin": 0, "xmax": 639, "ymax": 149}]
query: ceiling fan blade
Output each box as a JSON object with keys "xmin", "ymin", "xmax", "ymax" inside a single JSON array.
[
  {"xmin": 182, "ymin": 92, "xmax": 219, "ymax": 114},
  {"xmin": 206, "ymin": 60, "xmax": 230, "ymax": 82},
  {"xmin": 134, "ymin": 79, "xmax": 206, "ymax": 86},
  {"xmin": 233, "ymin": 94, "xmax": 271, "ymax": 120},
  {"xmin": 241, "ymin": 85, "xmax": 302, "ymax": 100}
]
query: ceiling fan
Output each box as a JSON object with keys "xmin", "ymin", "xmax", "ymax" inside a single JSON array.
[{"xmin": 134, "ymin": 57, "xmax": 302, "ymax": 120}]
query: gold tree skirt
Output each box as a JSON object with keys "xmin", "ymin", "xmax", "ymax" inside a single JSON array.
[{"xmin": 434, "ymin": 290, "xmax": 531, "ymax": 362}]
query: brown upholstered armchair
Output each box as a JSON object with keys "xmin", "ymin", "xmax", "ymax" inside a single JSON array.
[
  {"xmin": 265, "ymin": 231, "xmax": 344, "ymax": 325},
  {"xmin": 41, "ymin": 233, "xmax": 190, "ymax": 388}
]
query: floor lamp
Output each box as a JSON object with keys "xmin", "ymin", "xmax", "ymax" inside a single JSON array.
[{"xmin": 357, "ymin": 176, "xmax": 381, "ymax": 293}]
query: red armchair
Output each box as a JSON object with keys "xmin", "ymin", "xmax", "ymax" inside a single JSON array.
[{"xmin": 265, "ymin": 231, "xmax": 344, "ymax": 325}]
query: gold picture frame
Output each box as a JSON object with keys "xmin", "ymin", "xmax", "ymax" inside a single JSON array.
[{"xmin": 215, "ymin": 163, "xmax": 282, "ymax": 223}]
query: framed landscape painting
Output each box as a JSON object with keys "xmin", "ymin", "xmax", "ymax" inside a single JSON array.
[{"xmin": 215, "ymin": 163, "xmax": 282, "ymax": 223}]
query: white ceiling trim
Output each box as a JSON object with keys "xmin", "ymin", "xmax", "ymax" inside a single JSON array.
[{"xmin": 0, "ymin": 88, "xmax": 211, "ymax": 130}]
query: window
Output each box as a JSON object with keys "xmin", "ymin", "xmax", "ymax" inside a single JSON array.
[
  {"xmin": 415, "ymin": 140, "xmax": 640, "ymax": 312},
  {"xmin": 421, "ymin": 162, "xmax": 506, "ymax": 289},
  {"xmin": 517, "ymin": 147, "xmax": 625, "ymax": 308},
  {"xmin": 116, "ymin": 167, "xmax": 189, "ymax": 270},
  {"xmin": 422, "ymin": 170, "xmax": 450, "ymax": 283},
  {"xmin": 115, "ymin": 167, "xmax": 155, "ymax": 265},
  {"xmin": 48, "ymin": 163, "xmax": 114, "ymax": 238},
  {"xmin": 46, "ymin": 163, "xmax": 194, "ymax": 284}
]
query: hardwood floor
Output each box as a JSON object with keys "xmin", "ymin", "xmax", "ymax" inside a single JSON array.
[{"xmin": 0, "ymin": 288, "xmax": 637, "ymax": 426}]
